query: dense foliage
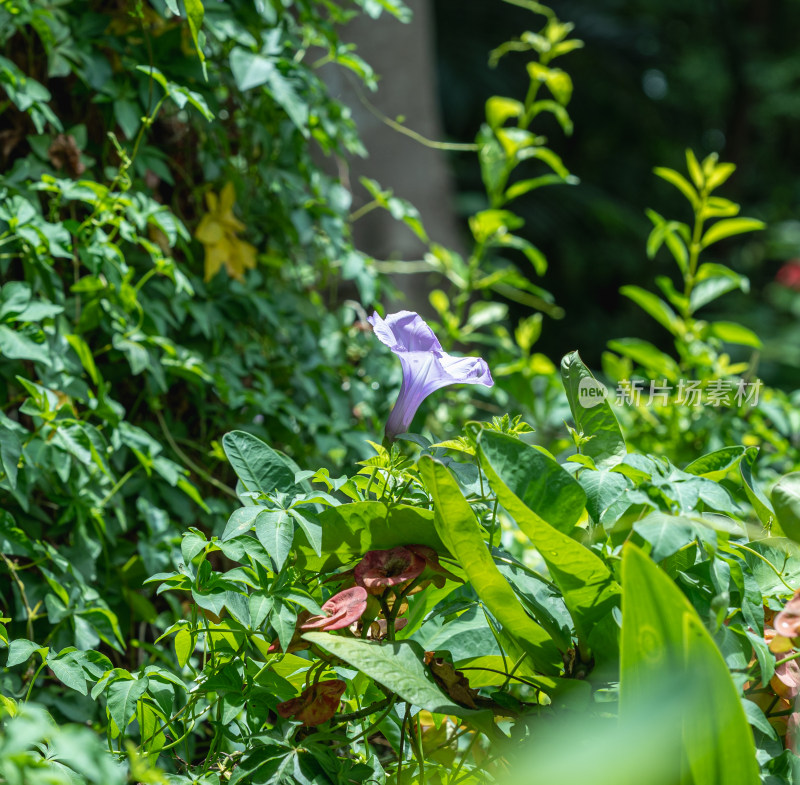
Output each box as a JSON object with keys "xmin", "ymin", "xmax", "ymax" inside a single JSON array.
[{"xmin": 1, "ymin": 1, "xmax": 800, "ymax": 784}]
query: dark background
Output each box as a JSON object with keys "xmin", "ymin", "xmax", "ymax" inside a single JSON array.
[{"xmin": 429, "ymin": 0, "xmax": 800, "ymax": 388}]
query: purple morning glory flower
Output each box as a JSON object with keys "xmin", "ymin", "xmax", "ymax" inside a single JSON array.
[{"xmin": 368, "ymin": 310, "xmax": 494, "ymax": 440}]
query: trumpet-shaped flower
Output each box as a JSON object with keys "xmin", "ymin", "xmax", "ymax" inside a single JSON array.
[
  {"xmin": 368, "ymin": 311, "xmax": 493, "ymax": 440},
  {"xmin": 355, "ymin": 546, "xmax": 425, "ymax": 594}
]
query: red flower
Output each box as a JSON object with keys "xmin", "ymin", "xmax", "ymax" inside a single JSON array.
[
  {"xmin": 268, "ymin": 587, "xmax": 368, "ymax": 653},
  {"xmin": 276, "ymin": 680, "xmax": 346, "ymax": 725},
  {"xmin": 301, "ymin": 586, "xmax": 368, "ymax": 631},
  {"xmin": 355, "ymin": 546, "xmax": 425, "ymax": 594},
  {"xmin": 776, "ymin": 260, "xmax": 800, "ymax": 291}
]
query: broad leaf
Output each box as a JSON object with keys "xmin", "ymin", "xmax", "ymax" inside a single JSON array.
[
  {"xmin": 107, "ymin": 676, "xmax": 149, "ymax": 732},
  {"xmin": 254, "ymin": 509, "xmax": 294, "ymax": 571},
  {"xmin": 222, "ymin": 430, "xmax": 298, "ymax": 497},
  {"xmin": 293, "ymin": 502, "xmax": 448, "ymax": 571}
]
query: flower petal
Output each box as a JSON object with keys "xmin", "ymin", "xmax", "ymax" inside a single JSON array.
[
  {"xmin": 355, "ymin": 546, "xmax": 425, "ymax": 593},
  {"xmin": 301, "ymin": 586, "xmax": 368, "ymax": 631},
  {"xmin": 368, "ymin": 311, "xmax": 443, "ymax": 354}
]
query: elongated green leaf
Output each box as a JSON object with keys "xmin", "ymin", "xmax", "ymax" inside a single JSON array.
[
  {"xmin": 620, "ymin": 285, "xmax": 680, "ymax": 336},
  {"xmin": 654, "ymin": 167, "xmax": 699, "ymax": 208},
  {"xmin": 700, "ymin": 217, "xmax": 765, "ymax": 249},
  {"xmin": 184, "ymin": 0, "xmax": 205, "ymax": 63},
  {"xmin": 293, "ymin": 502, "xmax": 448, "ymax": 572},
  {"xmin": 707, "ymin": 321, "xmax": 762, "ymax": 348},
  {"xmin": 684, "ymin": 446, "xmax": 746, "ymax": 481},
  {"xmin": 560, "ymin": 351, "xmax": 626, "ymax": 468},
  {"xmin": 620, "ymin": 544, "xmax": 759, "ymax": 785},
  {"xmin": 690, "ymin": 263, "xmax": 749, "ymax": 312},
  {"xmin": 607, "ymin": 338, "xmax": 680, "ymax": 380},
  {"xmin": 773, "ymin": 472, "xmax": 800, "ymax": 544},
  {"xmin": 174, "ymin": 628, "xmax": 193, "ymax": 667},
  {"xmin": 65, "ymin": 334, "xmax": 100, "ymax": 384},
  {"xmin": 288, "ymin": 508, "xmax": 322, "ymax": 557},
  {"xmin": 478, "ymin": 432, "xmax": 619, "ymax": 657},
  {"xmin": 222, "ymin": 430, "xmax": 297, "ymax": 497},
  {"xmin": 418, "ymin": 456, "xmax": 562, "ymax": 676},
  {"xmin": 740, "ymin": 448, "xmax": 776, "ymax": 531}
]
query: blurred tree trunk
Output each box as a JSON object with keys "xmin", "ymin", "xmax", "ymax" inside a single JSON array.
[{"xmin": 323, "ymin": 0, "xmax": 465, "ymax": 312}]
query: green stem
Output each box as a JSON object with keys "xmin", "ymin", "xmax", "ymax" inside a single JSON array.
[{"xmin": 728, "ymin": 542, "xmax": 795, "ymax": 592}]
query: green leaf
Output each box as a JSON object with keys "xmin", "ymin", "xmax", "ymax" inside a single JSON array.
[
  {"xmin": 740, "ymin": 448, "xmax": 776, "ymax": 530},
  {"xmin": 690, "ymin": 263, "xmax": 749, "ymax": 311},
  {"xmin": 485, "ymin": 96, "xmax": 523, "ymax": 129},
  {"xmin": 303, "ymin": 632, "xmax": 492, "ymax": 727},
  {"xmin": 739, "ymin": 538, "xmax": 800, "ymax": 597},
  {"xmin": 579, "ymin": 469, "xmax": 630, "ymax": 521},
  {"xmin": 288, "ymin": 508, "xmax": 322, "ymax": 557},
  {"xmin": 620, "ymin": 544, "xmax": 760, "ymax": 785},
  {"xmin": 633, "ymin": 513, "xmax": 700, "ymax": 562},
  {"xmin": 606, "ymin": 338, "xmax": 680, "ymax": 380},
  {"xmin": 478, "ymin": 431, "xmax": 584, "ymax": 533},
  {"xmin": 560, "ymin": 351, "xmax": 626, "ymax": 468},
  {"xmin": 254, "ymin": 510, "xmax": 294, "ymax": 571},
  {"xmin": 478, "ymin": 432, "xmax": 619, "ymax": 657},
  {"xmin": 181, "ymin": 531, "xmax": 206, "ymax": 565},
  {"xmin": 65, "ymin": 334, "xmax": 100, "ymax": 385},
  {"xmin": 619, "ymin": 286, "xmax": 680, "ymax": 336},
  {"xmin": 654, "ymin": 167, "xmax": 699, "ymax": 208},
  {"xmin": 685, "ymin": 149, "xmax": 704, "ymax": 189},
  {"xmin": 6, "ymin": 639, "xmax": 46, "ymax": 667},
  {"xmin": 174, "ymin": 628, "xmax": 193, "ymax": 668},
  {"xmin": 222, "ymin": 430, "xmax": 298, "ymax": 497},
  {"xmin": 504, "ymin": 173, "xmax": 574, "ymax": 202},
  {"xmin": 249, "ymin": 593, "xmax": 273, "ymax": 630},
  {"xmin": 707, "ymin": 321, "xmax": 762, "ymax": 348},
  {"xmin": 684, "ymin": 446, "xmax": 746, "ymax": 481},
  {"xmin": 107, "ymin": 676, "xmax": 149, "ymax": 732},
  {"xmin": 0, "ymin": 427, "xmax": 21, "ymax": 489},
  {"xmin": 418, "ymin": 456, "xmax": 562, "ymax": 677},
  {"xmin": 706, "ymin": 163, "xmax": 737, "ymax": 191},
  {"xmin": 221, "ymin": 506, "xmax": 261, "ymax": 541},
  {"xmin": 230, "ymin": 47, "xmax": 274, "ymax": 92},
  {"xmin": 0, "ymin": 325, "xmax": 50, "ymax": 365},
  {"xmin": 48, "ymin": 649, "xmax": 88, "ymax": 695},
  {"xmin": 773, "ymin": 472, "xmax": 800, "ymax": 544},
  {"xmin": 293, "ymin": 502, "xmax": 449, "ymax": 572},
  {"xmin": 184, "ymin": 0, "xmax": 205, "ymax": 64},
  {"xmin": 700, "ymin": 218, "xmax": 765, "ymax": 249}
]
